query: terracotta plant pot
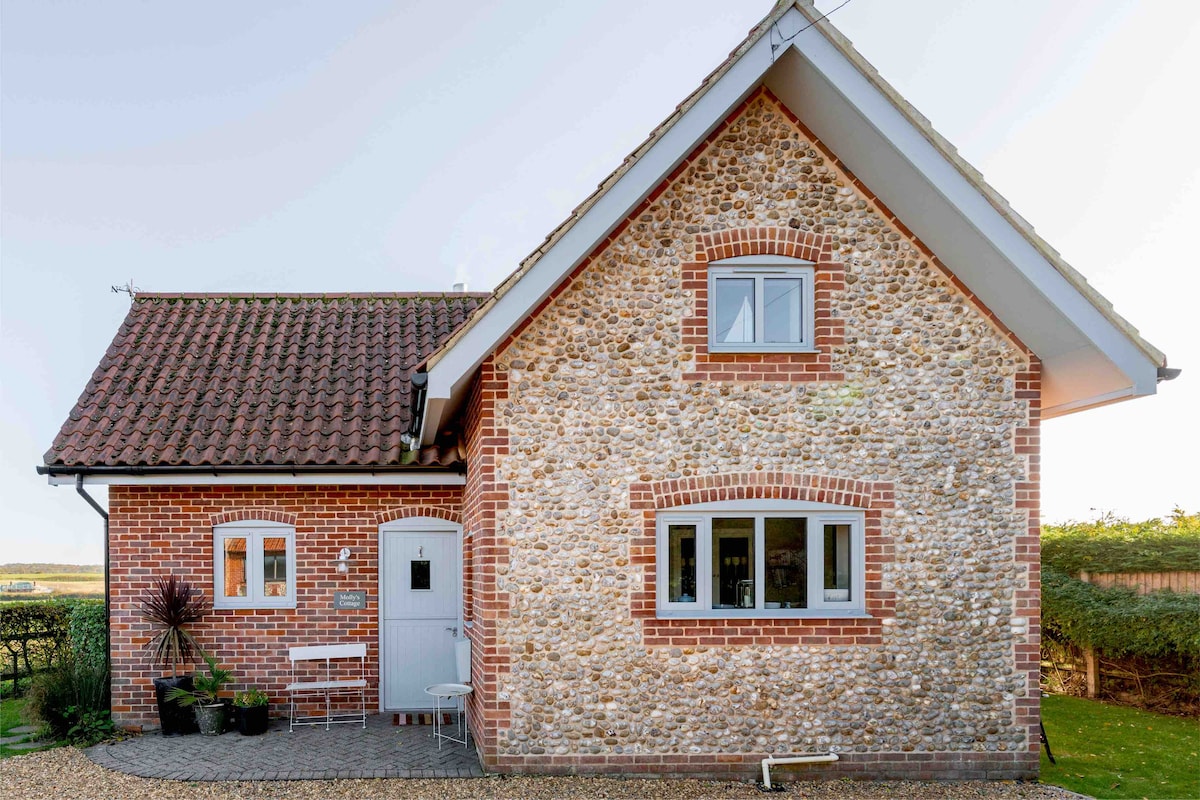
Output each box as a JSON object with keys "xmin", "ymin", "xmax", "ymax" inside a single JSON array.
[
  {"xmin": 194, "ymin": 702, "xmax": 226, "ymax": 736},
  {"xmin": 234, "ymin": 703, "xmax": 269, "ymax": 736},
  {"xmin": 152, "ymin": 676, "xmax": 199, "ymax": 736}
]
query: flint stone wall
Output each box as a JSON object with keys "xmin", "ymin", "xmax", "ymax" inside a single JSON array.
[{"xmin": 474, "ymin": 91, "xmax": 1040, "ymax": 778}]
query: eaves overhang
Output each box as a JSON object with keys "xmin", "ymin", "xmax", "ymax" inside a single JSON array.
[
  {"xmin": 38, "ymin": 463, "xmax": 466, "ymax": 487},
  {"xmin": 417, "ymin": 0, "xmax": 1170, "ymax": 440}
]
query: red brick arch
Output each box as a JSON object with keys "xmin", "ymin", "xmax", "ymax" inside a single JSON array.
[
  {"xmin": 697, "ymin": 226, "xmax": 831, "ymax": 263},
  {"xmin": 210, "ymin": 509, "xmax": 298, "ymax": 526},
  {"xmin": 631, "ymin": 471, "xmax": 893, "ymax": 512},
  {"xmin": 374, "ymin": 506, "xmax": 462, "ymax": 526}
]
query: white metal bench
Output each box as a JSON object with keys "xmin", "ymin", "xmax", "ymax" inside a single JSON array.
[{"xmin": 285, "ymin": 644, "xmax": 367, "ymax": 731}]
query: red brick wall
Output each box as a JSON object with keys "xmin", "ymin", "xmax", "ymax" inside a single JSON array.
[
  {"xmin": 460, "ymin": 358, "xmax": 512, "ymax": 762},
  {"xmin": 107, "ymin": 483, "xmax": 462, "ymax": 730}
]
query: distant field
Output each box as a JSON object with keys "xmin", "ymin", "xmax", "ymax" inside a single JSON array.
[{"xmin": 0, "ymin": 569, "xmax": 104, "ymax": 601}]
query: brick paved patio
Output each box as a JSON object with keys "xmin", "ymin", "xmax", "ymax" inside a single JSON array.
[{"xmin": 86, "ymin": 714, "xmax": 483, "ymax": 780}]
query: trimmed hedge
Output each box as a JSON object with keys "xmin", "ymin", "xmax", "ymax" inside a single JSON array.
[
  {"xmin": 1043, "ymin": 510, "xmax": 1200, "ymax": 575},
  {"xmin": 0, "ymin": 599, "xmax": 102, "ymax": 688},
  {"xmin": 1042, "ymin": 567, "xmax": 1200, "ymax": 660}
]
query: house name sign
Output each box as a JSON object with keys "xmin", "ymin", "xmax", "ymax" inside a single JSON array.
[{"xmin": 333, "ymin": 591, "xmax": 367, "ymax": 610}]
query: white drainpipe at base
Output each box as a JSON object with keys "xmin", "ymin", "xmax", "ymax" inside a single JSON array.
[{"xmin": 760, "ymin": 753, "xmax": 839, "ymax": 789}]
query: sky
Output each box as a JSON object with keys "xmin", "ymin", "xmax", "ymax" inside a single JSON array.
[{"xmin": 2, "ymin": 0, "xmax": 1196, "ymax": 565}]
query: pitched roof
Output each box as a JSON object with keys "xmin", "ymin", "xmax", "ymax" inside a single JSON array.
[
  {"xmin": 43, "ymin": 293, "xmax": 486, "ymax": 471},
  {"xmin": 417, "ymin": 0, "xmax": 1169, "ymax": 437}
]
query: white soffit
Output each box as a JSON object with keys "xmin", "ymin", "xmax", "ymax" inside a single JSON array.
[
  {"xmin": 763, "ymin": 14, "xmax": 1160, "ymax": 415},
  {"xmin": 422, "ymin": 2, "xmax": 1161, "ymax": 433}
]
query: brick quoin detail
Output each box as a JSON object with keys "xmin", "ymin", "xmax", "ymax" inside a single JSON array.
[
  {"xmin": 628, "ymin": 473, "xmax": 895, "ymax": 647},
  {"xmin": 106, "ymin": 483, "xmax": 463, "ymax": 731},
  {"xmin": 461, "ymin": 356, "xmax": 513, "ymax": 762},
  {"xmin": 1012, "ymin": 359, "xmax": 1043, "ymax": 752}
]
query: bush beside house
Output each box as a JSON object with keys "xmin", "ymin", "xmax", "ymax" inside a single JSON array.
[{"xmin": 1041, "ymin": 511, "xmax": 1200, "ymax": 712}]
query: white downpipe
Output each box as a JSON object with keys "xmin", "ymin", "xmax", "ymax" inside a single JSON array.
[{"xmin": 761, "ymin": 753, "xmax": 839, "ymax": 789}]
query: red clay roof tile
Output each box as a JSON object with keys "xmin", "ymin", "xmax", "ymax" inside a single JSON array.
[{"xmin": 44, "ymin": 293, "xmax": 486, "ymax": 470}]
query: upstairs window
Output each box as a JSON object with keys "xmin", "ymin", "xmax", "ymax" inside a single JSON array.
[
  {"xmin": 214, "ymin": 521, "xmax": 296, "ymax": 609},
  {"xmin": 708, "ymin": 257, "xmax": 815, "ymax": 352}
]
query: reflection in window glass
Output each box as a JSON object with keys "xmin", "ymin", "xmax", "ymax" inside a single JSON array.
[
  {"xmin": 712, "ymin": 518, "xmax": 754, "ymax": 609},
  {"xmin": 824, "ymin": 524, "xmax": 852, "ymax": 602},
  {"xmin": 715, "ymin": 278, "xmax": 755, "ymax": 343},
  {"xmin": 667, "ymin": 524, "xmax": 697, "ymax": 603},
  {"xmin": 262, "ymin": 537, "xmax": 288, "ymax": 598},
  {"xmin": 223, "ymin": 537, "xmax": 248, "ymax": 598},
  {"xmin": 763, "ymin": 278, "xmax": 802, "ymax": 343},
  {"xmin": 765, "ymin": 517, "xmax": 806, "ymax": 608}
]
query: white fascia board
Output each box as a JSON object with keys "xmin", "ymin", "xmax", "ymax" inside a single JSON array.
[
  {"xmin": 48, "ymin": 472, "xmax": 466, "ymax": 487},
  {"xmin": 421, "ymin": 27, "xmax": 780, "ymax": 440},
  {"xmin": 782, "ymin": 17, "xmax": 1158, "ymax": 402}
]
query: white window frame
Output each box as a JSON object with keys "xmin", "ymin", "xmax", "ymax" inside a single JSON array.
[
  {"xmin": 656, "ymin": 500, "xmax": 866, "ymax": 619},
  {"xmin": 707, "ymin": 255, "xmax": 816, "ymax": 353},
  {"xmin": 213, "ymin": 520, "xmax": 296, "ymax": 610}
]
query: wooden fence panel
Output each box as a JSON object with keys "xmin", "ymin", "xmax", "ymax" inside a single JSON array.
[{"xmin": 1078, "ymin": 570, "xmax": 1200, "ymax": 595}]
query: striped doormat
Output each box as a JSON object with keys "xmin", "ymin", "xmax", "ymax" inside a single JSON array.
[{"xmin": 394, "ymin": 712, "xmax": 452, "ymax": 726}]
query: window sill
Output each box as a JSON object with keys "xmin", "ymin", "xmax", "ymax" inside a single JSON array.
[
  {"xmin": 707, "ymin": 345, "xmax": 819, "ymax": 354},
  {"xmin": 656, "ymin": 608, "xmax": 870, "ymax": 620},
  {"xmin": 214, "ymin": 601, "xmax": 297, "ymax": 611}
]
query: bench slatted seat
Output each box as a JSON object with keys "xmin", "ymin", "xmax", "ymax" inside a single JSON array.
[{"xmin": 285, "ymin": 644, "xmax": 367, "ymax": 731}]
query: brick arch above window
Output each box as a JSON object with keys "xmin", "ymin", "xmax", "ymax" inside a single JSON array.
[
  {"xmin": 630, "ymin": 472, "xmax": 895, "ymax": 646},
  {"xmin": 697, "ymin": 227, "xmax": 832, "ymax": 264},
  {"xmin": 210, "ymin": 509, "xmax": 298, "ymax": 527},
  {"xmin": 373, "ymin": 506, "xmax": 462, "ymax": 526},
  {"xmin": 630, "ymin": 472, "xmax": 894, "ymax": 512}
]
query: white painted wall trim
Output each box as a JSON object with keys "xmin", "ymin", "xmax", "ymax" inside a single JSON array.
[{"xmin": 49, "ymin": 472, "xmax": 466, "ymax": 487}]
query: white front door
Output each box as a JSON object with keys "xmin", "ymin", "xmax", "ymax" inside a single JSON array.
[{"xmin": 380, "ymin": 521, "xmax": 461, "ymax": 710}]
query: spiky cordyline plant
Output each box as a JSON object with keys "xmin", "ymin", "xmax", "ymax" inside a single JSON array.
[{"xmin": 138, "ymin": 575, "xmax": 211, "ymax": 677}]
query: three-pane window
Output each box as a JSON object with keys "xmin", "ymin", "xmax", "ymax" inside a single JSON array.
[{"xmin": 658, "ymin": 509, "xmax": 864, "ymax": 617}]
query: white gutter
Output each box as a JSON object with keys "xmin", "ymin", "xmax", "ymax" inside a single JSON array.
[
  {"xmin": 761, "ymin": 752, "xmax": 839, "ymax": 789},
  {"xmin": 49, "ymin": 472, "xmax": 466, "ymax": 487}
]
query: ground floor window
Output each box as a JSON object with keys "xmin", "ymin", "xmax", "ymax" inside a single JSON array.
[
  {"xmin": 214, "ymin": 521, "xmax": 296, "ymax": 609},
  {"xmin": 657, "ymin": 505, "xmax": 864, "ymax": 618}
]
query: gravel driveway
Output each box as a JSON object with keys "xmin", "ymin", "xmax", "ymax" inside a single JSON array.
[{"xmin": 2, "ymin": 748, "xmax": 1083, "ymax": 800}]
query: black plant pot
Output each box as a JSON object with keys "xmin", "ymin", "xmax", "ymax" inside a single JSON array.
[
  {"xmin": 234, "ymin": 703, "xmax": 269, "ymax": 736},
  {"xmin": 153, "ymin": 676, "xmax": 199, "ymax": 735}
]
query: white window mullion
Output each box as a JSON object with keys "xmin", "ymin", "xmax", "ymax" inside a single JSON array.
[
  {"xmin": 807, "ymin": 524, "xmax": 824, "ymax": 612},
  {"xmin": 753, "ymin": 276, "xmax": 765, "ymax": 345},
  {"xmin": 754, "ymin": 516, "xmax": 765, "ymax": 611},
  {"xmin": 246, "ymin": 532, "xmax": 260, "ymax": 605}
]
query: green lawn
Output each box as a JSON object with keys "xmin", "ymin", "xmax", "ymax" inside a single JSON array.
[{"xmin": 1041, "ymin": 694, "xmax": 1200, "ymax": 800}]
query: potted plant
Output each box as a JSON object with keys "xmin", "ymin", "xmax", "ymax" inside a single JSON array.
[
  {"xmin": 232, "ymin": 688, "xmax": 270, "ymax": 736},
  {"xmin": 165, "ymin": 654, "xmax": 232, "ymax": 736},
  {"xmin": 138, "ymin": 575, "xmax": 210, "ymax": 735}
]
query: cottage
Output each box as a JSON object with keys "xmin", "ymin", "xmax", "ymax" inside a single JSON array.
[{"xmin": 40, "ymin": 1, "xmax": 1173, "ymax": 780}]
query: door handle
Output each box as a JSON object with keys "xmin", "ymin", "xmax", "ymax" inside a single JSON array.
[{"xmin": 444, "ymin": 626, "xmax": 458, "ymax": 638}]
